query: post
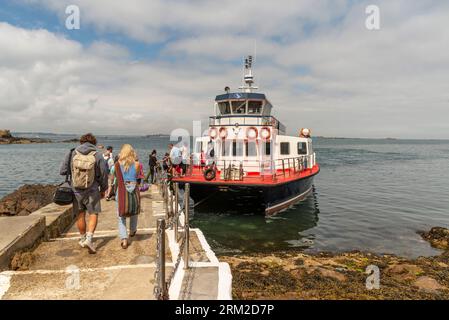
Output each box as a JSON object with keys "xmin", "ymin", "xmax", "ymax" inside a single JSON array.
[
  {"xmin": 282, "ymin": 159, "xmax": 286, "ymax": 177},
  {"xmin": 169, "ymin": 189, "xmax": 174, "ymax": 220},
  {"xmin": 174, "ymin": 182, "xmax": 179, "ymax": 241},
  {"xmin": 156, "ymin": 218, "xmax": 167, "ymax": 300},
  {"xmin": 184, "ymin": 183, "xmax": 190, "ymax": 269}
]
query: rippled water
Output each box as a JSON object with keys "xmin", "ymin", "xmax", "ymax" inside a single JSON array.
[{"xmin": 1, "ymin": 134, "xmax": 448, "ymax": 258}]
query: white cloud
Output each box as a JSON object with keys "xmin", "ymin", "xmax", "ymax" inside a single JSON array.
[{"xmin": 2, "ymin": 1, "xmax": 449, "ymax": 138}]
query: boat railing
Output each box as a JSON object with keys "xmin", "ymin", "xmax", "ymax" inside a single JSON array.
[
  {"xmin": 183, "ymin": 153, "xmax": 316, "ymax": 182},
  {"xmin": 209, "ymin": 115, "xmax": 286, "ymax": 132}
]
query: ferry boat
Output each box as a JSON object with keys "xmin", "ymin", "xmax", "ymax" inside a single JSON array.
[{"xmin": 173, "ymin": 56, "xmax": 320, "ymax": 215}]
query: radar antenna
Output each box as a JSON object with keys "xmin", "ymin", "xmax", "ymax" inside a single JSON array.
[{"xmin": 239, "ymin": 55, "xmax": 258, "ymax": 93}]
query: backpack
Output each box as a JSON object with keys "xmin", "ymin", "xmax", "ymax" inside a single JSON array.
[{"xmin": 71, "ymin": 150, "xmax": 97, "ymax": 189}]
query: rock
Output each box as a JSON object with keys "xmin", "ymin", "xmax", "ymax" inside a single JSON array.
[
  {"xmin": 60, "ymin": 138, "xmax": 80, "ymax": 143},
  {"xmin": 0, "ymin": 184, "xmax": 57, "ymax": 216},
  {"xmin": 419, "ymin": 227, "xmax": 449, "ymax": 250},
  {"xmin": 0, "ymin": 130, "xmax": 52, "ymax": 144},
  {"xmin": 0, "ymin": 129, "xmax": 12, "ymax": 138},
  {"xmin": 413, "ymin": 276, "xmax": 446, "ymax": 292},
  {"xmin": 317, "ymin": 267, "xmax": 347, "ymax": 282},
  {"xmin": 10, "ymin": 251, "xmax": 35, "ymax": 271}
]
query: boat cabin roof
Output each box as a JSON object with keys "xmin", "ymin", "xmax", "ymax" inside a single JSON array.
[
  {"xmin": 215, "ymin": 92, "xmax": 266, "ymax": 101},
  {"xmin": 214, "ymin": 92, "xmax": 273, "ymax": 117}
]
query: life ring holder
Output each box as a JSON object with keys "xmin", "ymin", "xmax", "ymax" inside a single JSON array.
[{"xmin": 203, "ymin": 168, "xmax": 216, "ymax": 181}]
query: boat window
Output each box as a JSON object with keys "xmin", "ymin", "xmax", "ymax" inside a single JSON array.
[
  {"xmin": 233, "ymin": 140, "xmax": 244, "ymax": 157},
  {"xmin": 245, "ymin": 141, "xmax": 257, "ymax": 157},
  {"xmin": 218, "ymin": 101, "xmax": 231, "ymax": 115},
  {"xmin": 232, "ymin": 100, "xmax": 246, "ymax": 114},
  {"xmin": 196, "ymin": 141, "xmax": 203, "ymax": 153},
  {"xmin": 247, "ymin": 101, "xmax": 262, "ymax": 114},
  {"xmin": 222, "ymin": 140, "xmax": 231, "ymax": 156},
  {"xmin": 280, "ymin": 142, "xmax": 290, "ymax": 155},
  {"xmin": 297, "ymin": 142, "xmax": 307, "ymax": 155},
  {"xmin": 263, "ymin": 141, "xmax": 271, "ymax": 156}
]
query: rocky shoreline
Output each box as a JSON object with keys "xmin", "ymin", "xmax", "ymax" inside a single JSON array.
[
  {"xmin": 1, "ymin": 183, "xmax": 448, "ymax": 299},
  {"xmin": 0, "ymin": 184, "xmax": 56, "ymax": 216},
  {"xmin": 0, "ymin": 130, "xmax": 52, "ymax": 145},
  {"xmin": 221, "ymin": 227, "xmax": 449, "ymax": 300}
]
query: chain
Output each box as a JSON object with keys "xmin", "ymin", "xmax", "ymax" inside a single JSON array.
[
  {"xmin": 165, "ymin": 228, "xmax": 187, "ymax": 290},
  {"xmin": 153, "ymin": 220, "xmax": 165, "ymax": 299}
]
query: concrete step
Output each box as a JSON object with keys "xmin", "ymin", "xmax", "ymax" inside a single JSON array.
[{"xmin": 0, "ymin": 216, "xmax": 45, "ymax": 271}]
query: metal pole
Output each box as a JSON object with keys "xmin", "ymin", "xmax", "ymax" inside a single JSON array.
[
  {"xmin": 184, "ymin": 183, "xmax": 190, "ymax": 269},
  {"xmin": 156, "ymin": 218, "xmax": 167, "ymax": 300},
  {"xmin": 282, "ymin": 159, "xmax": 285, "ymax": 178},
  {"xmin": 174, "ymin": 183, "xmax": 179, "ymax": 241},
  {"xmin": 169, "ymin": 189, "xmax": 174, "ymax": 221}
]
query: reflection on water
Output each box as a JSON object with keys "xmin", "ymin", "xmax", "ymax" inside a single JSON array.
[{"xmin": 191, "ymin": 187, "xmax": 320, "ymax": 254}]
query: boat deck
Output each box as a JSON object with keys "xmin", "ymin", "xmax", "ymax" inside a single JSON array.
[{"xmin": 173, "ymin": 165, "xmax": 320, "ymax": 186}]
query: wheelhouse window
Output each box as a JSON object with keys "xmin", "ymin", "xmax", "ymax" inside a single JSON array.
[
  {"xmin": 218, "ymin": 101, "xmax": 231, "ymax": 115},
  {"xmin": 232, "ymin": 100, "xmax": 246, "ymax": 114},
  {"xmin": 280, "ymin": 142, "xmax": 290, "ymax": 155},
  {"xmin": 247, "ymin": 101, "xmax": 262, "ymax": 114},
  {"xmin": 245, "ymin": 141, "xmax": 257, "ymax": 157},
  {"xmin": 297, "ymin": 142, "xmax": 307, "ymax": 155}
]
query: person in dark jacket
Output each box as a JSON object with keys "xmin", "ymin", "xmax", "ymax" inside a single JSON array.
[
  {"xmin": 60, "ymin": 133, "xmax": 108, "ymax": 254},
  {"xmin": 144, "ymin": 150, "xmax": 158, "ymax": 184}
]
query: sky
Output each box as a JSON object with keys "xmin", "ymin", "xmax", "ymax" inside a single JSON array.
[{"xmin": 0, "ymin": 0, "xmax": 448, "ymax": 139}]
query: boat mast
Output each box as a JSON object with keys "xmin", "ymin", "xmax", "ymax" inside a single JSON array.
[{"xmin": 239, "ymin": 55, "xmax": 258, "ymax": 93}]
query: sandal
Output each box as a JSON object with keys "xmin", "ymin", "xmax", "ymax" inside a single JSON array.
[{"xmin": 121, "ymin": 239, "xmax": 128, "ymax": 249}]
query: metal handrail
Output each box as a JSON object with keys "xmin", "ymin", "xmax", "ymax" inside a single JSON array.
[
  {"xmin": 209, "ymin": 115, "xmax": 286, "ymax": 132},
  {"xmin": 184, "ymin": 154, "xmax": 315, "ymax": 182},
  {"xmin": 154, "ymin": 181, "xmax": 190, "ymax": 300}
]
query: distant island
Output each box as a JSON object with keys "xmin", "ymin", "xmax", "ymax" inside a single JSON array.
[{"xmin": 0, "ymin": 129, "xmax": 52, "ymax": 145}]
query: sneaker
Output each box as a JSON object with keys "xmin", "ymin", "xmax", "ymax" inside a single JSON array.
[
  {"xmin": 78, "ymin": 239, "xmax": 86, "ymax": 248},
  {"xmin": 78, "ymin": 235, "xmax": 87, "ymax": 248},
  {"xmin": 82, "ymin": 238, "xmax": 97, "ymax": 254}
]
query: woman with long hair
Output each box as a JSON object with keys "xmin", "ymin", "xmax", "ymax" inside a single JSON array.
[{"xmin": 112, "ymin": 144, "xmax": 141, "ymax": 249}]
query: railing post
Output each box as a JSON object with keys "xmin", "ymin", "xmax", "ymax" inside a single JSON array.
[
  {"xmin": 184, "ymin": 183, "xmax": 190, "ymax": 269},
  {"xmin": 169, "ymin": 189, "xmax": 174, "ymax": 221},
  {"xmin": 156, "ymin": 218, "xmax": 167, "ymax": 300},
  {"xmin": 174, "ymin": 182, "xmax": 179, "ymax": 241},
  {"xmin": 282, "ymin": 159, "xmax": 286, "ymax": 178}
]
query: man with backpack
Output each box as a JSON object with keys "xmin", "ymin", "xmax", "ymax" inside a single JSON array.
[{"xmin": 60, "ymin": 133, "xmax": 109, "ymax": 254}]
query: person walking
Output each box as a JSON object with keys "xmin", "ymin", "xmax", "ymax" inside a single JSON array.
[
  {"xmin": 60, "ymin": 133, "xmax": 108, "ymax": 254},
  {"xmin": 145, "ymin": 150, "xmax": 158, "ymax": 184},
  {"xmin": 104, "ymin": 146, "xmax": 116, "ymax": 201},
  {"xmin": 112, "ymin": 144, "xmax": 141, "ymax": 249}
]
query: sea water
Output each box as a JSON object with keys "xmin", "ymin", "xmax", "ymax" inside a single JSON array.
[{"xmin": 1, "ymin": 134, "xmax": 448, "ymax": 258}]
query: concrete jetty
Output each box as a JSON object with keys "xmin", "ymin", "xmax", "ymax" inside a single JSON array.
[{"xmin": 0, "ymin": 185, "xmax": 232, "ymax": 300}]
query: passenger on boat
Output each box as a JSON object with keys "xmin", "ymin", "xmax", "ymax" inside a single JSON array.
[
  {"xmin": 205, "ymin": 140, "xmax": 215, "ymax": 165},
  {"xmin": 169, "ymin": 143, "xmax": 183, "ymax": 177},
  {"xmin": 300, "ymin": 128, "xmax": 311, "ymax": 138},
  {"xmin": 180, "ymin": 141, "xmax": 189, "ymax": 177}
]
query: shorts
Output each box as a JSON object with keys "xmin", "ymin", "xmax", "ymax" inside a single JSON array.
[
  {"xmin": 108, "ymin": 174, "xmax": 114, "ymax": 186},
  {"xmin": 73, "ymin": 189, "xmax": 102, "ymax": 215}
]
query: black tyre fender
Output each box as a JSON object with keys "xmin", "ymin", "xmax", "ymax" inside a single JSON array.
[{"xmin": 203, "ymin": 168, "xmax": 216, "ymax": 181}]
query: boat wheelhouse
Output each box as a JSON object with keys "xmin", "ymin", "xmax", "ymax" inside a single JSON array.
[{"xmin": 173, "ymin": 56, "xmax": 319, "ymax": 215}]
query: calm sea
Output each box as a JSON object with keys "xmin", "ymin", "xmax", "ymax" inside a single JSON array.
[{"xmin": 1, "ymin": 133, "xmax": 448, "ymax": 258}]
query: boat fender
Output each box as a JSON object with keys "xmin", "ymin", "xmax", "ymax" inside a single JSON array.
[{"xmin": 204, "ymin": 168, "xmax": 216, "ymax": 181}]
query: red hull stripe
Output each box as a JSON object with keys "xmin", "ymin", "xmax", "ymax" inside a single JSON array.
[{"xmin": 173, "ymin": 165, "xmax": 320, "ymax": 187}]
